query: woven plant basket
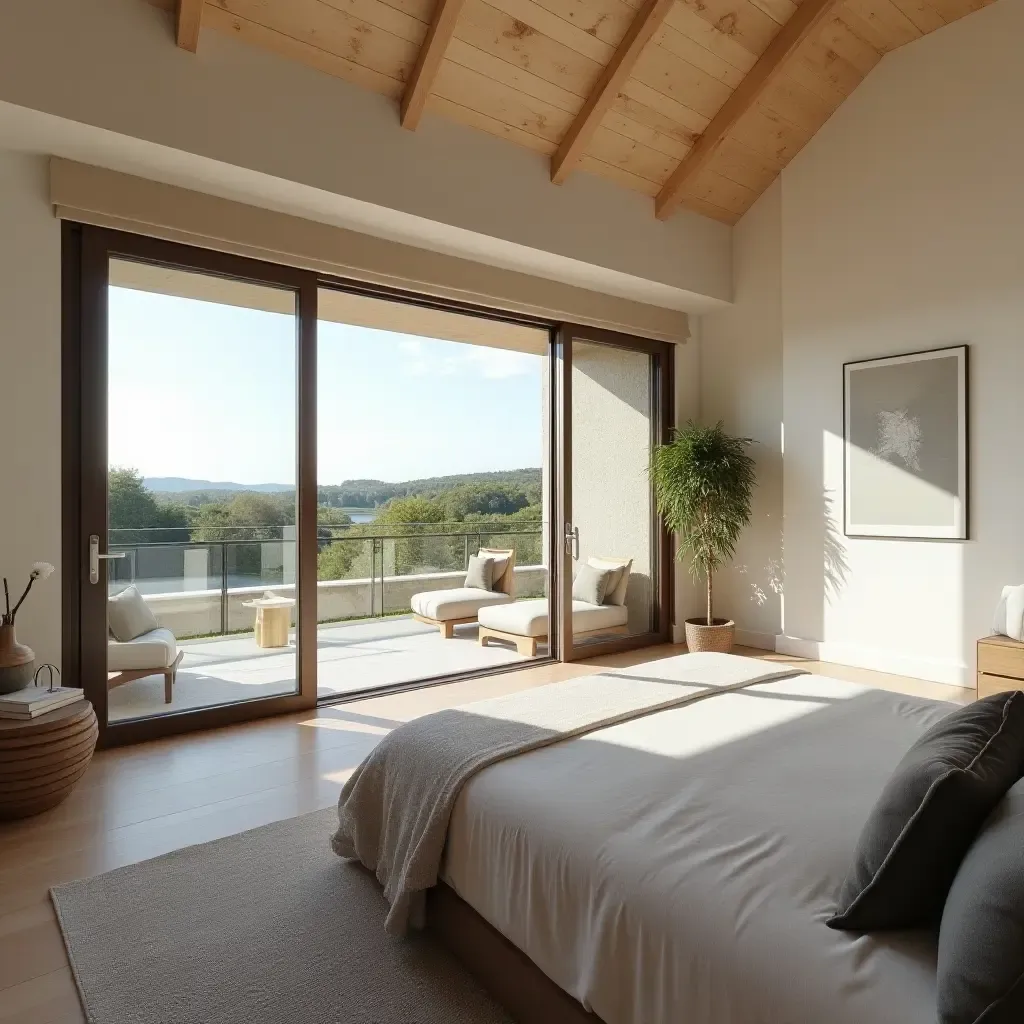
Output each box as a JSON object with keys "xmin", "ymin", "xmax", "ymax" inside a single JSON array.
[{"xmin": 684, "ymin": 618, "xmax": 736, "ymax": 654}]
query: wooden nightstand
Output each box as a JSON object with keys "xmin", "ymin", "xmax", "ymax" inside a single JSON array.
[{"xmin": 977, "ymin": 636, "xmax": 1024, "ymax": 698}]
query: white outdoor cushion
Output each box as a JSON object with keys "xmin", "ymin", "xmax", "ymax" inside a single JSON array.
[
  {"xmin": 587, "ymin": 556, "xmax": 632, "ymax": 606},
  {"xmin": 478, "ymin": 598, "xmax": 628, "ymax": 638},
  {"xmin": 107, "ymin": 584, "xmax": 160, "ymax": 642},
  {"xmin": 411, "ymin": 587, "xmax": 513, "ymax": 622},
  {"xmin": 107, "ymin": 628, "xmax": 178, "ymax": 672}
]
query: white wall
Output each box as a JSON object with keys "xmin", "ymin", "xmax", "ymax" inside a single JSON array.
[
  {"xmin": 779, "ymin": 0, "xmax": 1024, "ymax": 685},
  {"xmin": 699, "ymin": 0, "xmax": 1022, "ymax": 684},
  {"xmin": 0, "ymin": 152, "xmax": 62, "ymax": 669},
  {"xmin": 698, "ymin": 181, "xmax": 783, "ymax": 648}
]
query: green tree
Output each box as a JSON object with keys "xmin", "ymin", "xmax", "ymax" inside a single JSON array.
[
  {"xmin": 108, "ymin": 467, "xmax": 190, "ymax": 543},
  {"xmin": 191, "ymin": 492, "xmax": 294, "ymax": 579}
]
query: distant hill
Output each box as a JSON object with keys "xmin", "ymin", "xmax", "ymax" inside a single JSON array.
[
  {"xmin": 147, "ymin": 469, "xmax": 542, "ymax": 508},
  {"xmin": 145, "ymin": 477, "xmax": 293, "ymax": 493}
]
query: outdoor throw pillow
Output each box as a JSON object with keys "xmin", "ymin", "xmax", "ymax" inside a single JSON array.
[
  {"xmin": 572, "ymin": 563, "xmax": 614, "ymax": 606},
  {"xmin": 464, "ymin": 555, "xmax": 495, "ymax": 591},
  {"xmin": 108, "ymin": 584, "xmax": 160, "ymax": 643},
  {"xmin": 828, "ymin": 690, "xmax": 1024, "ymax": 931}
]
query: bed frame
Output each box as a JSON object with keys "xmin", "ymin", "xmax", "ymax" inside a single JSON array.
[{"xmin": 426, "ymin": 882, "xmax": 604, "ymax": 1024}]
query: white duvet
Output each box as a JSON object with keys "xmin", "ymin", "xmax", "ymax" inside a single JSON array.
[{"xmin": 442, "ymin": 657, "xmax": 953, "ymax": 1024}]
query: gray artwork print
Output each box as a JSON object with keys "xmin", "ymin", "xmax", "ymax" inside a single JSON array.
[
  {"xmin": 846, "ymin": 351, "xmax": 964, "ymax": 535},
  {"xmin": 874, "ymin": 409, "xmax": 922, "ymax": 471}
]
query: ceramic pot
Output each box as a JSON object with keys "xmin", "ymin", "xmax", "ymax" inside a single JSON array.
[
  {"xmin": 684, "ymin": 617, "xmax": 736, "ymax": 654},
  {"xmin": 0, "ymin": 624, "xmax": 35, "ymax": 694}
]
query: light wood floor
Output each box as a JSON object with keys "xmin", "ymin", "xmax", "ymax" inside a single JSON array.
[{"xmin": 0, "ymin": 645, "xmax": 972, "ymax": 1024}]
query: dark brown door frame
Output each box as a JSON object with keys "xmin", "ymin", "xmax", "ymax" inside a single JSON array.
[
  {"xmin": 554, "ymin": 324, "xmax": 674, "ymax": 663},
  {"xmin": 65, "ymin": 225, "xmax": 319, "ymax": 747},
  {"xmin": 63, "ymin": 224, "xmax": 676, "ymax": 745}
]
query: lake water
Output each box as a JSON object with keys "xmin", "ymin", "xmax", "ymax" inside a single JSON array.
[{"xmin": 348, "ymin": 511, "xmax": 376, "ymax": 524}]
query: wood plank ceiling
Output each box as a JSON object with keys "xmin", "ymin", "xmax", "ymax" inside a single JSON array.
[{"xmin": 162, "ymin": 0, "xmax": 993, "ymax": 224}]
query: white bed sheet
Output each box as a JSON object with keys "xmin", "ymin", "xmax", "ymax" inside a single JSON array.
[{"xmin": 441, "ymin": 657, "xmax": 953, "ymax": 1024}]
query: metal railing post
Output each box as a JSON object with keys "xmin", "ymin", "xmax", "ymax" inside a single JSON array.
[
  {"xmin": 220, "ymin": 541, "xmax": 228, "ymax": 635},
  {"xmin": 464, "ymin": 534, "xmax": 470, "ymax": 569}
]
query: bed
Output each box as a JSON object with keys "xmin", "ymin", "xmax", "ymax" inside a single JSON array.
[
  {"xmin": 436, "ymin": 657, "xmax": 954, "ymax": 1024},
  {"xmin": 336, "ymin": 652, "xmax": 961, "ymax": 1024}
]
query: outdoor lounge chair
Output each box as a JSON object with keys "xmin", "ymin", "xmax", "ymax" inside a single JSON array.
[
  {"xmin": 411, "ymin": 547, "xmax": 516, "ymax": 638},
  {"xmin": 108, "ymin": 628, "xmax": 183, "ymax": 704},
  {"xmin": 106, "ymin": 584, "xmax": 183, "ymax": 704},
  {"xmin": 477, "ymin": 556, "xmax": 632, "ymax": 657}
]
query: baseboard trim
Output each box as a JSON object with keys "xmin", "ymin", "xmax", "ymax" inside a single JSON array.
[
  {"xmin": 734, "ymin": 628, "xmax": 776, "ymax": 651},
  {"xmin": 775, "ymin": 634, "xmax": 970, "ymax": 688}
]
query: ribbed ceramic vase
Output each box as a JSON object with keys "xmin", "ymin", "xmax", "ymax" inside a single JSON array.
[{"xmin": 0, "ymin": 624, "xmax": 35, "ymax": 694}]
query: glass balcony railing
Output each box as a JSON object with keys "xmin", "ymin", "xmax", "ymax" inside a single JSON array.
[{"xmin": 107, "ymin": 522, "xmax": 546, "ymax": 640}]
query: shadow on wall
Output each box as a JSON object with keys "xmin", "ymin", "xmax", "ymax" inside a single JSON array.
[{"xmin": 823, "ymin": 491, "xmax": 850, "ymax": 604}]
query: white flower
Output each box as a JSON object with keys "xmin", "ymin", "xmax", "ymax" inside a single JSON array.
[{"xmin": 31, "ymin": 562, "xmax": 55, "ymax": 580}]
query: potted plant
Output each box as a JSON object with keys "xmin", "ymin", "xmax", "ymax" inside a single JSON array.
[{"xmin": 651, "ymin": 422, "xmax": 755, "ymax": 654}]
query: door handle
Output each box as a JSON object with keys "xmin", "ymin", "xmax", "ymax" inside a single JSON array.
[
  {"xmin": 564, "ymin": 524, "xmax": 579, "ymax": 560},
  {"xmin": 89, "ymin": 534, "xmax": 126, "ymax": 585}
]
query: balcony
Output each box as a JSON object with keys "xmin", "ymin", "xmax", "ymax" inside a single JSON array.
[{"xmin": 106, "ymin": 523, "xmax": 547, "ymax": 721}]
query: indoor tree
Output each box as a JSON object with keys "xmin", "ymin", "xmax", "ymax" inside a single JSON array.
[{"xmin": 651, "ymin": 421, "xmax": 755, "ymax": 649}]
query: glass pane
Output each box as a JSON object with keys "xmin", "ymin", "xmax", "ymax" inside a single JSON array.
[
  {"xmin": 315, "ymin": 288, "xmax": 550, "ymax": 696},
  {"xmin": 105, "ymin": 259, "xmax": 299, "ymax": 723},
  {"xmin": 570, "ymin": 338, "xmax": 655, "ymax": 648}
]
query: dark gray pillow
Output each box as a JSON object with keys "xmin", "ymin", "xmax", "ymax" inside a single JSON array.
[
  {"xmin": 572, "ymin": 563, "xmax": 613, "ymax": 606},
  {"xmin": 464, "ymin": 555, "xmax": 494, "ymax": 591},
  {"xmin": 828, "ymin": 691, "xmax": 1024, "ymax": 931},
  {"xmin": 938, "ymin": 778, "xmax": 1024, "ymax": 1024}
]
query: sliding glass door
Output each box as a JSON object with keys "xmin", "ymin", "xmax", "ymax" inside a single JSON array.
[
  {"xmin": 314, "ymin": 286, "xmax": 553, "ymax": 694},
  {"xmin": 555, "ymin": 325, "xmax": 673, "ymax": 661},
  {"xmin": 66, "ymin": 227, "xmax": 673, "ymax": 745},
  {"xmin": 69, "ymin": 229, "xmax": 318, "ymax": 743}
]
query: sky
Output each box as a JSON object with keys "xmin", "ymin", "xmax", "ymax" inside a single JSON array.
[{"xmin": 107, "ymin": 287, "xmax": 545, "ymax": 485}]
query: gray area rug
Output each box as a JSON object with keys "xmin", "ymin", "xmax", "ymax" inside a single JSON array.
[{"xmin": 51, "ymin": 807, "xmax": 512, "ymax": 1024}]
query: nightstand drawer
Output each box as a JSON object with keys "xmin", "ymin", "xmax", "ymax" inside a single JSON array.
[
  {"xmin": 977, "ymin": 641, "xmax": 1024, "ymax": 681},
  {"xmin": 978, "ymin": 672, "xmax": 1024, "ymax": 699}
]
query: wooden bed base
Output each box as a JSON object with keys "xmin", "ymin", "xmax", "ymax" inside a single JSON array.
[
  {"xmin": 427, "ymin": 882, "xmax": 604, "ymax": 1024},
  {"xmin": 478, "ymin": 623, "xmax": 630, "ymax": 658},
  {"xmin": 107, "ymin": 649, "xmax": 183, "ymax": 704},
  {"xmin": 412, "ymin": 613, "xmax": 479, "ymax": 639}
]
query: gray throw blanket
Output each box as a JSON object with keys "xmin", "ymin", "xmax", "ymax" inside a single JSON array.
[{"xmin": 332, "ymin": 652, "xmax": 808, "ymax": 933}]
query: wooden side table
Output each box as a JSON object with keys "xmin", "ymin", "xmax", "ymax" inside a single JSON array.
[
  {"xmin": 242, "ymin": 596, "xmax": 296, "ymax": 649},
  {"xmin": 977, "ymin": 635, "xmax": 1024, "ymax": 699},
  {"xmin": 0, "ymin": 700, "xmax": 98, "ymax": 819}
]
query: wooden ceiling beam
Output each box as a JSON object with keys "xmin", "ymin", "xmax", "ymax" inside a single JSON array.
[
  {"xmin": 176, "ymin": 0, "xmax": 203, "ymax": 52},
  {"xmin": 655, "ymin": 0, "xmax": 842, "ymax": 220},
  {"xmin": 551, "ymin": 0, "xmax": 676, "ymax": 186},
  {"xmin": 401, "ymin": 0, "xmax": 467, "ymax": 131}
]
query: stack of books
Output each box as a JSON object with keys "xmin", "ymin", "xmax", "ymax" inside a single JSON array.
[{"xmin": 0, "ymin": 684, "xmax": 85, "ymax": 720}]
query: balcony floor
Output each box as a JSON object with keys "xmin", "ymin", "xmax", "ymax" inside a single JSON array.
[{"xmin": 107, "ymin": 615, "xmax": 534, "ymax": 722}]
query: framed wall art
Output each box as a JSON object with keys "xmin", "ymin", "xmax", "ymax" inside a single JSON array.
[{"xmin": 844, "ymin": 345, "xmax": 968, "ymax": 539}]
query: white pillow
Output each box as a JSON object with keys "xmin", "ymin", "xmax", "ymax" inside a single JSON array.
[
  {"xmin": 108, "ymin": 584, "xmax": 159, "ymax": 642},
  {"xmin": 587, "ymin": 557, "xmax": 632, "ymax": 606},
  {"xmin": 993, "ymin": 585, "xmax": 1024, "ymax": 642}
]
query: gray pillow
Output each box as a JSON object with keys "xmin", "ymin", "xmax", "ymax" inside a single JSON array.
[
  {"xmin": 938, "ymin": 778, "xmax": 1024, "ymax": 1024},
  {"xmin": 464, "ymin": 555, "xmax": 495, "ymax": 591},
  {"xmin": 828, "ymin": 691, "xmax": 1024, "ymax": 931},
  {"xmin": 572, "ymin": 563, "xmax": 613, "ymax": 606},
  {"xmin": 108, "ymin": 584, "xmax": 159, "ymax": 642}
]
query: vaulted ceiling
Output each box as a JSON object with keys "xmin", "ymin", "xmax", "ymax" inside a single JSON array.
[{"xmin": 161, "ymin": 0, "xmax": 992, "ymax": 224}]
